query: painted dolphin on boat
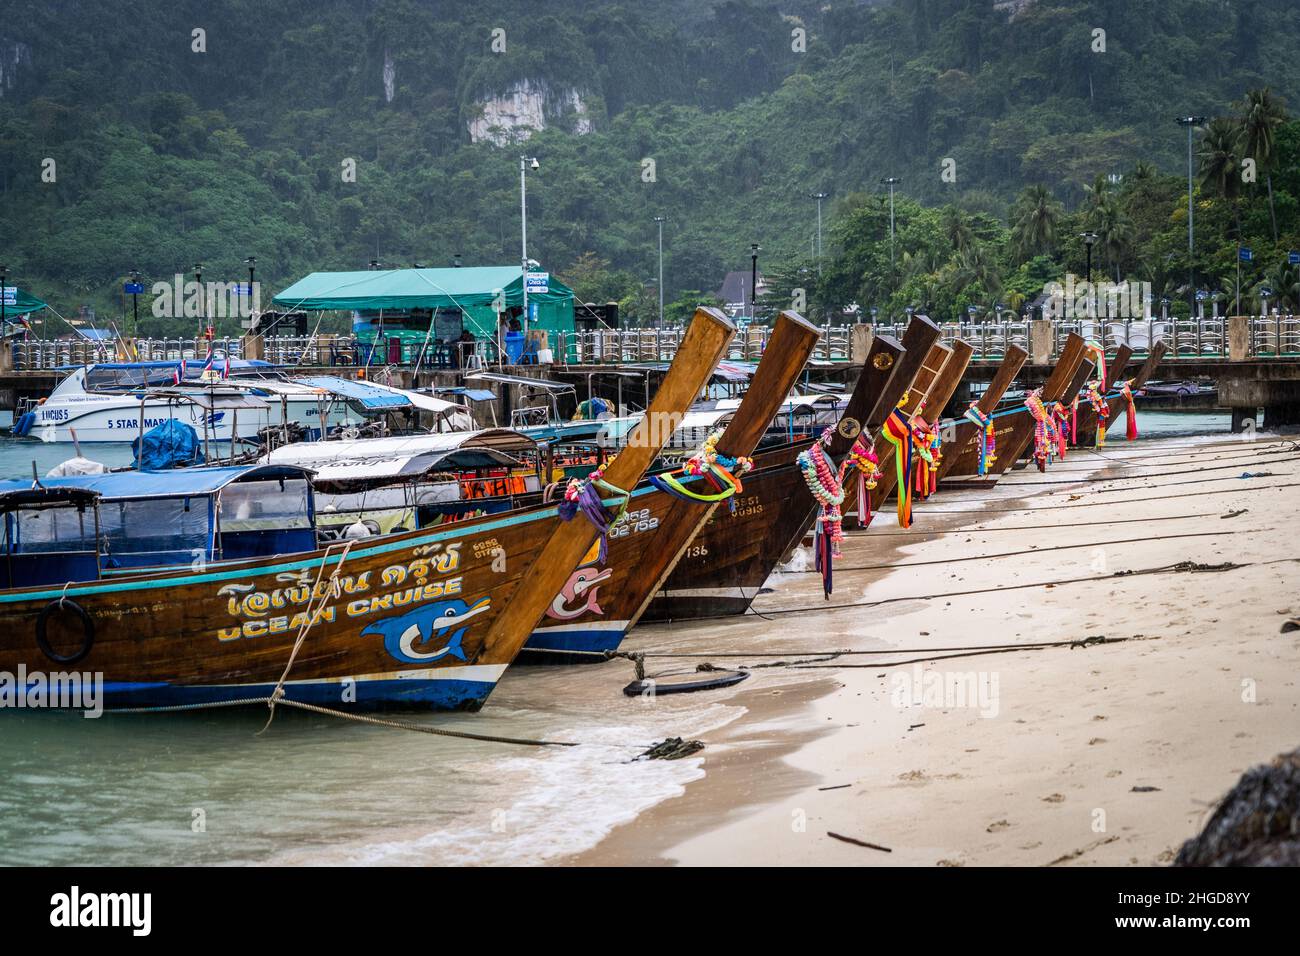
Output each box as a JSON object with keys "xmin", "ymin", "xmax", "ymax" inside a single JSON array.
[
  {"xmin": 362, "ymin": 596, "xmax": 491, "ymax": 664},
  {"xmin": 546, "ymin": 565, "xmax": 612, "ymax": 620}
]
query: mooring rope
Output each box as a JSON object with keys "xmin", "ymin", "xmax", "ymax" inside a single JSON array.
[
  {"xmin": 776, "ymin": 527, "xmax": 1264, "ymax": 574},
  {"xmin": 916, "ymin": 480, "xmax": 1300, "ymax": 514},
  {"xmin": 734, "ymin": 557, "xmax": 1289, "ymax": 621},
  {"xmin": 106, "ymin": 695, "xmax": 580, "ymax": 747},
  {"xmin": 845, "ymin": 510, "xmax": 1233, "ymax": 536},
  {"xmin": 963, "ymin": 454, "xmax": 1300, "ymax": 487}
]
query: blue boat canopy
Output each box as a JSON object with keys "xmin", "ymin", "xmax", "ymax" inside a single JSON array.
[
  {"xmin": 0, "ymin": 464, "xmax": 313, "ymax": 501},
  {"xmin": 295, "ymin": 375, "xmax": 411, "ymax": 409}
]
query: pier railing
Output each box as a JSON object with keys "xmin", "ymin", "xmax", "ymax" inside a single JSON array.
[{"xmin": 8, "ymin": 316, "xmax": 1299, "ymax": 372}]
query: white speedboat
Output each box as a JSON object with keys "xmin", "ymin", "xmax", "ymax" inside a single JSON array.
[{"xmin": 14, "ymin": 361, "xmax": 468, "ymax": 444}]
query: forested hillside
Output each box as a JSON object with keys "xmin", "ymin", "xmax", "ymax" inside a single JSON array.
[{"xmin": 1, "ymin": 0, "xmax": 1298, "ymax": 331}]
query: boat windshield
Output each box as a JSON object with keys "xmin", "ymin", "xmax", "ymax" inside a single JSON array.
[{"xmin": 84, "ymin": 365, "xmax": 182, "ymax": 392}]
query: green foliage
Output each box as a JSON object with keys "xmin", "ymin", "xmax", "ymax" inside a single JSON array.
[{"xmin": 0, "ymin": 0, "xmax": 1298, "ymax": 330}]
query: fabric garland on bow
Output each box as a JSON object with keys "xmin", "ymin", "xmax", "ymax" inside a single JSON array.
[
  {"xmin": 796, "ymin": 428, "xmax": 881, "ymax": 597},
  {"xmin": 649, "ymin": 430, "xmax": 752, "ymax": 511},
  {"xmin": 1119, "ymin": 380, "xmax": 1139, "ymax": 441},
  {"xmin": 963, "ymin": 403, "xmax": 996, "ymax": 476},
  {"xmin": 554, "ymin": 458, "xmax": 630, "ymax": 565},
  {"xmin": 881, "ymin": 407, "xmax": 914, "ymax": 528}
]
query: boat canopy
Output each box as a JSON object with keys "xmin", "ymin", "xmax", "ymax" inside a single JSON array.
[
  {"xmin": 264, "ymin": 429, "xmax": 536, "ymax": 483},
  {"xmin": 271, "ymin": 266, "xmax": 574, "ymax": 313},
  {"xmin": 464, "ymin": 371, "xmax": 576, "ymax": 394},
  {"xmin": 625, "ymin": 360, "xmax": 756, "ymax": 383},
  {"xmin": 295, "ymin": 375, "xmax": 410, "ymax": 410},
  {"xmin": 0, "ymin": 464, "xmax": 313, "ymax": 501}
]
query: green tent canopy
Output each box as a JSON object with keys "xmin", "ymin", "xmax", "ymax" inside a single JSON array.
[
  {"xmin": 272, "ymin": 267, "xmax": 572, "ymax": 313},
  {"xmin": 272, "ymin": 266, "xmax": 575, "ymax": 348},
  {"xmin": 1, "ymin": 286, "xmax": 48, "ymax": 317}
]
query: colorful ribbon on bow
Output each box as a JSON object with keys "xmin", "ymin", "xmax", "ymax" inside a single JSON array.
[
  {"xmin": 649, "ymin": 429, "xmax": 752, "ymax": 510},
  {"xmin": 1119, "ymin": 380, "xmax": 1139, "ymax": 440},
  {"xmin": 881, "ymin": 408, "xmax": 914, "ymax": 528},
  {"xmin": 797, "ymin": 429, "xmax": 882, "ymax": 597},
  {"xmin": 963, "ymin": 403, "xmax": 996, "ymax": 475},
  {"xmin": 555, "ymin": 458, "xmax": 630, "ymax": 565},
  {"xmin": 1024, "ymin": 390, "xmax": 1065, "ymax": 472},
  {"xmin": 909, "ymin": 416, "xmax": 941, "ymax": 500}
]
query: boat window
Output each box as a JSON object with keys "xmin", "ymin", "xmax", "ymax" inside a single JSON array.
[
  {"xmin": 84, "ymin": 366, "xmax": 179, "ymax": 392},
  {"xmin": 98, "ymin": 498, "xmax": 210, "ymax": 559},
  {"xmin": 219, "ymin": 479, "xmax": 312, "ymax": 531},
  {"xmin": 8, "ymin": 505, "xmax": 98, "ymax": 553}
]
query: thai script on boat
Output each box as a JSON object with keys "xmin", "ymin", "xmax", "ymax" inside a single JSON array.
[
  {"xmin": 0, "ymin": 665, "xmax": 103, "ymax": 718},
  {"xmin": 214, "ymin": 544, "xmax": 464, "ymax": 642}
]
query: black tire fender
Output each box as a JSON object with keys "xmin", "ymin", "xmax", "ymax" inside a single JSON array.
[{"xmin": 36, "ymin": 599, "xmax": 95, "ymax": 665}]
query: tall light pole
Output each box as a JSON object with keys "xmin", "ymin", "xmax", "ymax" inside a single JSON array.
[
  {"xmin": 750, "ymin": 243, "xmax": 760, "ymax": 323},
  {"xmin": 1, "ymin": 263, "xmax": 7, "ymax": 340},
  {"xmin": 811, "ymin": 191, "xmax": 829, "ymax": 271},
  {"xmin": 880, "ymin": 177, "xmax": 901, "ymax": 308},
  {"xmin": 653, "ymin": 216, "xmax": 666, "ymax": 327},
  {"xmin": 519, "ymin": 155, "xmax": 539, "ymax": 330},
  {"xmin": 1176, "ymin": 116, "xmax": 1206, "ymax": 299}
]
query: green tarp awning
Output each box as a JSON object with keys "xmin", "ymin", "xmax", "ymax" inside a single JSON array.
[
  {"xmin": 1, "ymin": 286, "xmax": 47, "ymax": 316},
  {"xmin": 271, "ymin": 267, "xmax": 573, "ymax": 312}
]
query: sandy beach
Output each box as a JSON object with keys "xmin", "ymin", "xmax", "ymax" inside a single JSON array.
[{"xmin": 572, "ymin": 431, "xmax": 1300, "ymax": 866}]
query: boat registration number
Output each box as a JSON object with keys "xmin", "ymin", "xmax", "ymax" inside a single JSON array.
[{"xmin": 608, "ymin": 507, "xmax": 658, "ymax": 539}]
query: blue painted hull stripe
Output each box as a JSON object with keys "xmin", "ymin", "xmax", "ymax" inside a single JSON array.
[
  {"xmin": 96, "ymin": 677, "xmax": 497, "ymax": 709},
  {"xmin": 524, "ymin": 627, "xmax": 629, "ymax": 654}
]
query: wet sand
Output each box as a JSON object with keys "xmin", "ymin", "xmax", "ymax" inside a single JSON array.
[{"xmin": 571, "ymin": 432, "xmax": 1300, "ymax": 866}]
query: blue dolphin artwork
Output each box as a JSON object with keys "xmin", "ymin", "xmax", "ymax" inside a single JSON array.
[{"xmin": 362, "ymin": 596, "xmax": 491, "ymax": 665}]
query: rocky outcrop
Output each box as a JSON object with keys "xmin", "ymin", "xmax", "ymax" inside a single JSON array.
[
  {"xmin": 466, "ymin": 79, "xmax": 594, "ymax": 146},
  {"xmin": 0, "ymin": 39, "xmax": 31, "ymax": 97}
]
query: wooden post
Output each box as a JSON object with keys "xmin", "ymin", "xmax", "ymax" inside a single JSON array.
[
  {"xmin": 850, "ymin": 323, "xmax": 874, "ymax": 365},
  {"xmin": 1029, "ymin": 319, "xmax": 1054, "ymax": 366},
  {"xmin": 1227, "ymin": 316, "xmax": 1250, "ymax": 361}
]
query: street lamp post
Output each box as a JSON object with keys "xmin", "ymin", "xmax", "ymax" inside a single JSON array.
[
  {"xmin": 1176, "ymin": 116, "xmax": 1206, "ymax": 298},
  {"xmin": 519, "ymin": 155, "xmax": 539, "ymax": 331},
  {"xmin": 653, "ymin": 216, "xmax": 666, "ymax": 328},
  {"xmin": 811, "ymin": 191, "xmax": 829, "ymax": 271},
  {"xmin": 750, "ymin": 243, "xmax": 760, "ymax": 323},
  {"xmin": 128, "ymin": 269, "xmax": 142, "ymax": 336},
  {"xmin": 1, "ymin": 263, "xmax": 7, "ymax": 341},
  {"xmin": 880, "ymin": 177, "xmax": 901, "ymax": 308},
  {"xmin": 1080, "ymin": 231, "xmax": 1099, "ymax": 321}
]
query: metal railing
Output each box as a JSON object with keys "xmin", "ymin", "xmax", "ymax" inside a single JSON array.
[{"xmin": 10, "ymin": 317, "xmax": 1299, "ymax": 372}]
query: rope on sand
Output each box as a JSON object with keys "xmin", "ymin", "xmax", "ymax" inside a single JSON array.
[{"xmin": 777, "ymin": 528, "xmax": 1265, "ymax": 573}]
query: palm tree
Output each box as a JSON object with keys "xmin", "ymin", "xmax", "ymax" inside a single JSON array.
[
  {"xmin": 941, "ymin": 207, "xmax": 974, "ymax": 254},
  {"xmin": 1198, "ymin": 117, "xmax": 1245, "ymax": 266},
  {"xmin": 1009, "ymin": 184, "xmax": 1060, "ymax": 262},
  {"xmin": 1091, "ymin": 197, "xmax": 1134, "ymax": 282},
  {"xmin": 1237, "ymin": 88, "xmax": 1288, "ymax": 241}
]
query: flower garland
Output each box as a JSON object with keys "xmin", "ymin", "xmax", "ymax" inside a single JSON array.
[
  {"xmin": 650, "ymin": 429, "xmax": 753, "ymax": 510},
  {"xmin": 962, "ymin": 403, "xmax": 996, "ymax": 475},
  {"xmin": 796, "ymin": 428, "xmax": 881, "ymax": 596},
  {"xmin": 1023, "ymin": 389, "xmax": 1064, "ymax": 472},
  {"xmin": 556, "ymin": 453, "xmax": 630, "ymax": 564},
  {"xmin": 909, "ymin": 415, "xmax": 942, "ymax": 500}
]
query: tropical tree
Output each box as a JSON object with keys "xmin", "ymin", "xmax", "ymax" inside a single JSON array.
[
  {"xmin": 941, "ymin": 207, "xmax": 974, "ymax": 253},
  {"xmin": 1009, "ymin": 184, "xmax": 1061, "ymax": 263},
  {"xmin": 1237, "ymin": 88, "xmax": 1288, "ymax": 241}
]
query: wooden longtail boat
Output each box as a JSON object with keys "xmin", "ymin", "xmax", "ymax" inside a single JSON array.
[
  {"xmin": 1071, "ymin": 342, "xmax": 1167, "ymax": 447},
  {"xmin": 0, "ymin": 310, "xmax": 735, "ymax": 711},
  {"xmin": 933, "ymin": 345, "xmax": 1029, "ymax": 483},
  {"xmin": 867, "ymin": 339, "xmax": 975, "ymax": 511},
  {"xmin": 641, "ymin": 315, "xmax": 944, "ymax": 621},
  {"xmin": 939, "ymin": 333, "xmax": 1092, "ymax": 482},
  {"xmin": 519, "ymin": 309, "xmax": 822, "ymax": 659}
]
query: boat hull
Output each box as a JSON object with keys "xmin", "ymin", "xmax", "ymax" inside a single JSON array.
[{"xmin": 0, "ymin": 502, "xmax": 563, "ymax": 711}]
